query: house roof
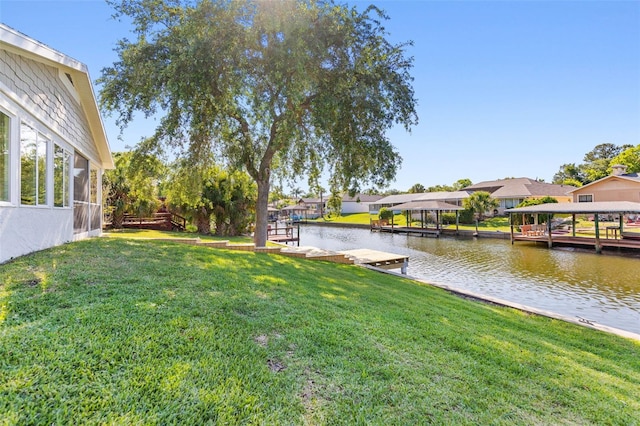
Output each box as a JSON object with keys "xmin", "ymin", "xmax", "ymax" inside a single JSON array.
[
  {"xmin": 415, "ymin": 191, "xmax": 470, "ymax": 201},
  {"xmin": 465, "ymin": 178, "xmax": 575, "ymax": 198},
  {"xmin": 567, "ymin": 174, "xmax": 640, "ymax": 193},
  {"xmin": 281, "ymin": 205, "xmax": 312, "ymax": 211},
  {"xmin": 0, "ymin": 24, "xmax": 114, "ymax": 169},
  {"xmin": 342, "ymin": 193, "xmax": 384, "ymax": 203},
  {"xmin": 506, "ymin": 201, "xmax": 640, "ymax": 214},
  {"xmin": 373, "ymin": 193, "xmax": 421, "ymax": 205},
  {"xmin": 299, "ymin": 198, "xmax": 323, "ymax": 204}
]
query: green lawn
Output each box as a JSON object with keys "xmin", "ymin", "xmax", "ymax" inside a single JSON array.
[
  {"xmin": 1, "ymin": 238, "xmax": 638, "ymax": 424},
  {"xmin": 103, "ymin": 228, "xmax": 254, "ymax": 242}
]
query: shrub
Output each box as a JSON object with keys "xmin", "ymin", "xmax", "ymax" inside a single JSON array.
[{"xmin": 379, "ymin": 207, "xmax": 394, "ymax": 221}]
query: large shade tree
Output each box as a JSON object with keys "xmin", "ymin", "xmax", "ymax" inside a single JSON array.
[{"xmin": 99, "ymin": 0, "xmax": 417, "ymax": 246}]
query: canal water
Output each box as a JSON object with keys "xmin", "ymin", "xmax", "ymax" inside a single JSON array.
[{"xmin": 299, "ymin": 225, "xmax": 640, "ymax": 335}]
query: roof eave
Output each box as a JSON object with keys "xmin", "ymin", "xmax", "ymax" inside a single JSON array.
[{"xmin": 0, "ymin": 24, "xmax": 114, "ymax": 170}]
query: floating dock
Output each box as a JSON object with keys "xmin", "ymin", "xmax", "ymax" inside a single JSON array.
[
  {"xmin": 339, "ymin": 248, "xmax": 409, "ymax": 274},
  {"xmin": 277, "ymin": 246, "xmax": 409, "ymax": 274}
]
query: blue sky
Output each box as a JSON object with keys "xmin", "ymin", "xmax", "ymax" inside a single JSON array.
[{"xmin": 2, "ymin": 0, "xmax": 639, "ymax": 192}]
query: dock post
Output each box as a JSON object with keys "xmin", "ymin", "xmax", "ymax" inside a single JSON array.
[
  {"xmin": 594, "ymin": 214, "xmax": 601, "ymax": 253},
  {"xmin": 401, "ymin": 258, "xmax": 408, "ymax": 275},
  {"xmin": 509, "ymin": 213, "xmax": 514, "ymax": 244},
  {"xmin": 547, "ymin": 215, "xmax": 553, "ymax": 248}
]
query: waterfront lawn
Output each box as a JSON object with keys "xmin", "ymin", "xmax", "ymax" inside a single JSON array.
[
  {"xmin": 313, "ymin": 212, "xmax": 414, "ymax": 226},
  {"xmin": 104, "ymin": 228, "xmax": 254, "ymax": 243},
  {"xmin": 1, "ymin": 238, "xmax": 638, "ymax": 424}
]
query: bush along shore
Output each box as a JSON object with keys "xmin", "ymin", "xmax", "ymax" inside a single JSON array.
[{"xmin": 1, "ymin": 237, "xmax": 639, "ymax": 424}]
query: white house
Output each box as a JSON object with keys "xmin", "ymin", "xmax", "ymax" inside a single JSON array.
[
  {"xmin": 341, "ymin": 193, "xmax": 383, "ymax": 214},
  {"xmin": 0, "ymin": 24, "xmax": 114, "ymax": 264}
]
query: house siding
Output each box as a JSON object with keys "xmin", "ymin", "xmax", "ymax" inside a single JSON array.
[
  {"xmin": 0, "ymin": 28, "xmax": 110, "ymax": 264},
  {"xmin": 0, "ymin": 50, "xmax": 99, "ymax": 162},
  {"xmin": 0, "ymin": 207, "xmax": 73, "ymax": 262},
  {"xmin": 572, "ymin": 178, "xmax": 640, "ymax": 203}
]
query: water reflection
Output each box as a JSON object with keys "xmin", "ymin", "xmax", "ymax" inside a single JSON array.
[{"xmin": 299, "ymin": 225, "xmax": 640, "ymax": 334}]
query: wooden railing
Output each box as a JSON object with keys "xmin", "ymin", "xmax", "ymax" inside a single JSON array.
[{"xmin": 121, "ymin": 212, "xmax": 186, "ymax": 231}]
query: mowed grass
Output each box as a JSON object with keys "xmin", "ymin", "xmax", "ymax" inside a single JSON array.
[
  {"xmin": 103, "ymin": 228, "xmax": 255, "ymax": 242},
  {"xmin": 1, "ymin": 239, "xmax": 639, "ymax": 424}
]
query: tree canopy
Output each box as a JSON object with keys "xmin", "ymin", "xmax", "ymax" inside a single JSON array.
[
  {"xmin": 99, "ymin": 0, "xmax": 417, "ymax": 245},
  {"xmin": 552, "ymin": 143, "xmax": 635, "ymax": 186},
  {"xmin": 610, "ymin": 144, "xmax": 640, "ymax": 174}
]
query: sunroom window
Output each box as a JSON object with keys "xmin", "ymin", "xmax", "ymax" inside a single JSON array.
[
  {"xmin": 0, "ymin": 111, "xmax": 9, "ymax": 202},
  {"xmin": 20, "ymin": 123, "xmax": 49, "ymax": 206},
  {"xmin": 54, "ymin": 145, "xmax": 71, "ymax": 207}
]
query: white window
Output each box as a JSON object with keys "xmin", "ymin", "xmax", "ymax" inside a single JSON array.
[
  {"xmin": 90, "ymin": 166, "xmax": 101, "ymax": 230},
  {"xmin": 54, "ymin": 144, "xmax": 71, "ymax": 207},
  {"xmin": 20, "ymin": 122, "xmax": 49, "ymax": 206},
  {"xmin": 73, "ymin": 153, "xmax": 89, "ymax": 233},
  {"xmin": 0, "ymin": 111, "xmax": 9, "ymax": 202},
  {"xmin": 577, "ymin": 194, "xmax": 593, "ymax": 203}
]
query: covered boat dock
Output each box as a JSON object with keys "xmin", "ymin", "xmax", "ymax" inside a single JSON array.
[
  {"xmin": 506, "ymin": 201, "xmax": 640, "ymax": 253},
  {"xmin": 371, "ymin": 200, "xmax": 465, "ymax": 237}
]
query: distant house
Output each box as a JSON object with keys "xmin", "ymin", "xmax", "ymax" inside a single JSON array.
[
  {"xmin": 0, "ymin": 24, "xmax": 113, "ymax": 264},
  {"xmin": 569, "ymin": 165, "xmax": 640, "ymax": 203},
  {"xmin": 341, "ymin": 193, "xmax": 383, "ymax": 214},
  {"xmin": 464, "ymin": 178, "xmax": 575, "ymax": 215},
  {"xmin": 414, "ymin": 190, "xmax": 470, "ymax": 207},
  {"xmin": 368, "ymin": 193, "xmax": 417, "ymax": 214},
  {"xmin": 297, "ymin": 198, "xmax": 326, "ymax": 219},
  {"xmin": 369, "ymin": 191, "xmax": 469, "ymax": 215}
]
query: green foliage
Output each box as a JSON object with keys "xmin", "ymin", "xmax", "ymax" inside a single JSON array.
[
  {"xmin": 378, "ymin": 207, "xmax": 394, "ymax": 221},
  {"xmin": 462, "ymin": 191, "xmax": 499, "ymax": 222},
  {"xmin": 427, "ymin": 183, "xmax": 454, "ymax": 192},
  {"xmin": 103, "ymin": 151, "xmax": 163, "ymax": 228},
  {"xmin": 165, "ymin": 163, "xmax": 256, "ymax": 236},
  {"xmin": 553, "ymin": 143, "xmax": 634, "ymax": 185},
  {"xmin": 408, "ymin": 183, "xmax": 425, "ymax": 193},
  {"xmin": 326, "ymin": 191, "xmax": 342, "ymax": 218},
  {"xmin": 452, "ymin": 178, "xmax": 472, "ymax": 190},
  {"xmin": 609, "ymin": 144, "xmax": 640, "ymax": 174},
  {"xmin": 441, "ymin": 209, "xmax": 475, "ymax": 225},
  {"xmin": 99, "ymin": 0, "xmax": 417, "ymax": 246},
  {"xmin": 512, "ymin": 196, "xmax": 559, "ymax": 225}
]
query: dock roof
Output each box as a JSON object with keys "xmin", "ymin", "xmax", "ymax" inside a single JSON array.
[
  {"xmin": 391, "ymin": 200, "xmax": 465, "ymax": 211},
  {"xmin": 506, "ymin": 201, "xmax": 640, "ymax": 214}
]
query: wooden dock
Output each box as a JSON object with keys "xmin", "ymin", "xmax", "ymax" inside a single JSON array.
[
  {"xmin": 339, "ymin": 248, "xmax": 409, "ymax": 274},
  {"xmin": 373, "ymin": 224, "xmax": 444, "ymax": 237},
  {"xmin": 513, "ymin": 233, "xmax": 640, "ymax": 252},
  {"xmin": 277, "ymin": 247, "xmax": 410, "ymax": 274},
  {"xmin": 267, "ymin": 224, "xmax": 299, "ymax": 245}
]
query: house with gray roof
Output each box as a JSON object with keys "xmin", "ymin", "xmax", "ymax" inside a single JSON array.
[
  {"xmin": 464, "ymin": 178, "xmax": 575, "ymax": 214},
  {"xmin": 0, "ymin": 24, "xmax": 113, "ymax": 263}
]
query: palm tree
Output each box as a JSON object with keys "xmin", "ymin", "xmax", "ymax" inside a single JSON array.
[
  {"xmin": 408, "ymin": 183, "xmax": 426, "ymax": 193},
  {"xmin": 463, "ymin": 191, "xmax": 500, "ymax": 235}
]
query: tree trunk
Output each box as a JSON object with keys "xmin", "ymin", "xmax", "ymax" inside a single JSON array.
[
  {"xmin": 254, "ymin": 178, "xmax": 270, "ymax": 247},
  {"xmin": 195, "ymin": 208, "xmax": 211, "ymax": 234},
  {"xmin": 112, "ymin": 210, "xmax": 124, "ymax": 229}
]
